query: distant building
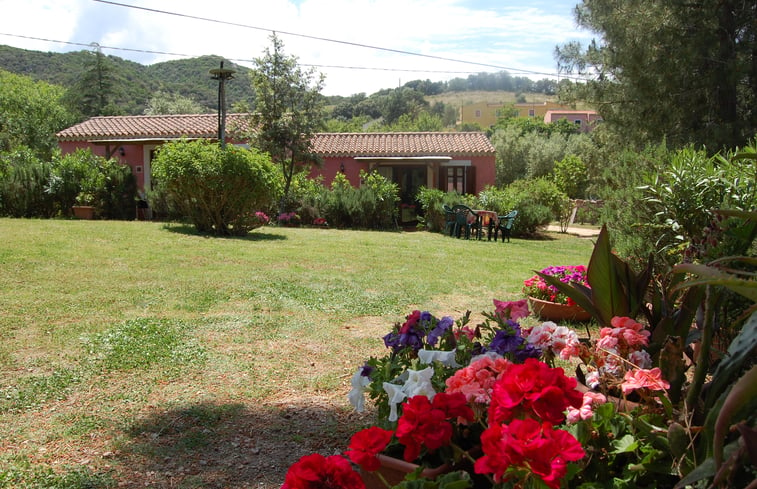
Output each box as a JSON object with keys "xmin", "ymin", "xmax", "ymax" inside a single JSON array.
[
  {"xmin": 544, "ymin": 110, "xmax": 602, "ymax": 133},
  {"xmin": 460, "ymin": 101, "xmax": 573, "ymax": 128}
]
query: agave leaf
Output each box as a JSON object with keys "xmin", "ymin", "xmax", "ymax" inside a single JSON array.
[
  {"xmin": 713, "ymin": 364, "xmax": 757, "ymax": 468},
  {"xmin": 673, "ymin": 263, "xmax": 757, "ymax": 302},
  {"xmin": 585, "ymin": 225, "xmax": 620, "ymax": 326},
  {"xmin": 705, "ymin": 311, "xmax": 757, "ymax": 409}
]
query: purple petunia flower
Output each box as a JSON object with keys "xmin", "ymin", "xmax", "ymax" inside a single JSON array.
[{"xmin": 427, "ymin": 316, "xmax": 454, "ymax": 346}]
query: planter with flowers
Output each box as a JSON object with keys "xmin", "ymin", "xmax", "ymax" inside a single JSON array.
[
  {"xmin": 523, "ymin": 265, "xmax": 591, "ymax": 321},
  {"xmin": 281, "ymin": 217, "xmax": 757, "ymax": 489}
]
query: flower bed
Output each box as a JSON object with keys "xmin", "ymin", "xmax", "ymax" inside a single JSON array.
[{"xmin": 281, "ymin": 222, "xmax": 757, "ymax": 489}]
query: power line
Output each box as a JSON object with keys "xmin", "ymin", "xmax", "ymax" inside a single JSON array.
[
  {"xmin": 92, "ymin": 0, "xmax": 563, "ymax": 78},
  {"xmin": 0, "ymin": 31, "xmax": 565, "ymax": 79},
  {"xmin": 0, "ymin": 31, "xmax": 505, "ymax": 76}
]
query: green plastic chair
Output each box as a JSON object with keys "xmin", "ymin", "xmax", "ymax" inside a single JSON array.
[{"xmin": 495, "ymin": 210, "xmax": 518, "ymax": 242}]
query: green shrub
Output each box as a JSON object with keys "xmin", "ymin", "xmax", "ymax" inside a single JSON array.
[
  {"xmin": 151, "ymin": 140, "xmax": 281, "ymax": 236},
  {"xmin": 97, "ymin": 158, "xmax": 137, "ymax": 220},
  {"xmin": 313, "ymin": 172, "xmax": 399, "ymax": 230},
  {"xmin": 499, "ymin": 178, "xmax": 569, "ymax": 235},
  {"xmin": 0, "ymin": 147, "xmax": 55, "ymax": 217},
  {"xmin": 601, "ymin": 142, "xmax": 756, "ymax": 269},
  {"xmin": 416, "ymin": 187, "xmax": 466, "ymax": 232}
]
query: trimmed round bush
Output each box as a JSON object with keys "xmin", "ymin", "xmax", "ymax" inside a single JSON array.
[{"xmin": 151, "ymin": 140, "xmax": 281, "ymax": 236}]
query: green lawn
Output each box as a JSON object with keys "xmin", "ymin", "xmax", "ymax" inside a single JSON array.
[{"xmin": 0, "ymin": 219, "xmax": 594, "ymax": 488}]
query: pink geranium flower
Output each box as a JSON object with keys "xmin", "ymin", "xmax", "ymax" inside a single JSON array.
[
  {"xmin": 567, "ymin": 391, "xmax": 607, "ymax": 423},
  {"xmin": 621, "ymin": 367, "xmax": 670, "ymax": 395},
  {"xmin": 493, "ymin": 299, "xmax": 529, "ymax": 321},
  {"xmin": 445, "ymin": 354, "xmax": 511, "ymax": 407}
]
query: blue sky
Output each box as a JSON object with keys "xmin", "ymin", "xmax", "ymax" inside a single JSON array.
[{"xmin": 0, "ymin": 0, "xmax": 594, "ymax": 96}]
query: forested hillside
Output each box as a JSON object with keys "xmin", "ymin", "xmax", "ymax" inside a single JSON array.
[
  {"xmin": 0, "ymin": 44, "xmax": 557, "ymax": 118},
  {"xmin": 0, "ymin": 45, "xmax": 254, "ymax": 115}
]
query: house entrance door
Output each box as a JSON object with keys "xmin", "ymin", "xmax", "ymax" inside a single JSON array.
[
  {"xmin": 396, "ymin": 166, "xmax": 427, "ymax": 204},
  {"xmin": 395, "ymin": 165, "xmax": 426, "ymax": 224}
]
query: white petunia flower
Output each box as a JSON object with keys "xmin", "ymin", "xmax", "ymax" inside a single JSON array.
[
  {"xmin": 383, "ymin": 382, "xmax": 407, "ymax": 422},
  {"xmin": 348, "ymin": 368, "xmax": 371, "ymax": 412},
  {"xmin": 403, "ymin": 367, "xmax": 436, "ymax": 400},
  {"xmin": 418, "ymin": 349, "xmax": 461, "ymax": 368}
]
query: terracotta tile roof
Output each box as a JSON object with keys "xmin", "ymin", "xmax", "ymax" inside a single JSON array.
[
  {"xmin": 56, "ymin": 113, "xmax": 251, "ymax": 142},
  {"xmin": 56, "ymin": 114, "xmax": 494, "ymax": 157},
  {"xmin": 310, "ymin": 132, "xmax": 494, "ymax": 157}
]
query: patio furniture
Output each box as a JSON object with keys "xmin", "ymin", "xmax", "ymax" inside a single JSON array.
[
  {"xmin": 474, "ymin": 210, "xmax": 499, "ymax": 241},
  {"xmin": 451, "ymin": 204, "xmax": 478, "ymax": 239},
  {"xmin": 443, "ymin": 204, "xmax": 456, "ymax": 236},
  {"xmin": 494, "ymin": 210, "xmax": 518, "ymax": 242}
]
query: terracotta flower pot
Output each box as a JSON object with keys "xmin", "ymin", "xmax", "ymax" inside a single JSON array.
[
  {"xmin": 72, "ymin": 205, "xmax": 95, "ymax": 220},
  {"xmin": 528, "ymin": 296, "xmax": 591, "ymax": 322},
  {"xmin": 360, "ymin": 454, "xmax": 450, "ymax": 489}
]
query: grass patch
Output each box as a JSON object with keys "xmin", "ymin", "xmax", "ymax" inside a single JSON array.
[
  {"xmin": 83, "ymin": 318, "xmax": 207, "ymax": 372},
  {"xmin": 0, "ymin": 219, "xmax": 595, "ymax": 488}
]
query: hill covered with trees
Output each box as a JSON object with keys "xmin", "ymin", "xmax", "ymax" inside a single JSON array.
[{"xmin": 0, "ymin": 44, "xmax": 558, "ymax": 119}]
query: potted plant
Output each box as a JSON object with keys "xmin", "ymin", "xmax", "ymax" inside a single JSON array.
[
  {"xmin": 523, "ymin": 265, "xmax": 591, "ymax": 321},
  {"xmin": 72, "ymin": 192, "xmax": 96, "ymax": 219}
]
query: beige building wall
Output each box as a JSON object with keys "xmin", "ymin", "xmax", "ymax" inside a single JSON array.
[{"xmin": 460, "ymin": 101, "xmax": 573, "ymax": 128}]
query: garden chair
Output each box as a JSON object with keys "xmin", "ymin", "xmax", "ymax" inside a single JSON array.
[
  {"xmin": 494, "ymin": 210, "xmax": 518, "ymax": 242},
  {"xmin": 451, "ymin": 204, "xmax": 478, "ymax": 239},
  {"xmin": 443, "ymin": 204, "xmax": 456, "ymax": 236}
]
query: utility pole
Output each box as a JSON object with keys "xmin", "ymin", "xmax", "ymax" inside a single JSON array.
[{"xmin": 209, "ymin": 61, "xmax": 235, "ymax": 148}]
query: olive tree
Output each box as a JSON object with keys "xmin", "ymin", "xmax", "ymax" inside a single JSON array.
[
  {"xmin": 249, "ymin": 34, "xmax": 325, "ymax": 214},
  {"xmin": 151, "ymin": 140, "xmax": 281, "ymax": 235}
]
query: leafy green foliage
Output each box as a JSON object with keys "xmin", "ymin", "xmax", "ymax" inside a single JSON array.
[
  {"xmin": 553, "ymin": 154, "xmax": 588, "ymax": 199},
  {"xmin": 415, "ymin": 187, "xmax": 466, "ymax": 232},
  {"xmin": 569, "ymin": 403, "xmax": 679, "ymax": 488},
  {"xmin": 151, "ymin": 139, "xmax": 281, "ymax": 235},
  {"xmin": 0, "ymin": 147, "xmax": 56, "ymax": 217},
  {"xmin": 312, "ymin": 171, "xmax": 399, "ymax": 229},
  {"xmin": 142, "ymin": 90, "xmax": 207, "ymax": 115},
  {"xmin": 605, "ymin": 143, "xmax": 757, "ymax": 270},
  {"xmin": 490, "ymin": 123, "xmax": 592, "ymax": 186},
  {"xmin": 249, "ymin": 34, "xmax": 326, "ymax": 211},
  {"xmin": 538, "ymin": 225, "xmax": 652, "ymax": 328},
  {"xmin": 0, "ymin": 70, "xmax": 77, "ymax": 160},
  {"xmin": 556, "ymin": 0, "xmax": 757, "ymax": 150}
]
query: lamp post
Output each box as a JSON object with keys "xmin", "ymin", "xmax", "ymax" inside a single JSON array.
[{"xmin": 209, "ymin": 61, "xmax": 235, "ymax": 148}]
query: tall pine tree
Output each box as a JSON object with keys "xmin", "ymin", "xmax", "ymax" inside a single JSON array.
[{"xmin": 556, "ymin": 0, "xmax": 757, "ymax": 151}]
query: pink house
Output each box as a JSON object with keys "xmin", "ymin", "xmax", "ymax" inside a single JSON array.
[
  {"xmin": 56, "ymin": 113, "xmax": 251, "ymax": 191},
  {"xmin": 308, "ymin": 132, "xmax": 495, "ymax": 204},
  {"xmin": 544, "ymin": 110, "xmax": 602, "ymax": 133},
  {"xmin": 56, "ymin": 115, "xmax": 496, "ymax": 202}
]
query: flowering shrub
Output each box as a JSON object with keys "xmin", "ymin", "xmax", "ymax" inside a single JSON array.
[
  {"xmin": 281, "ymin": 453, "xmax": 364, "ymax": 489},
  {"xmin": 253, "ymin": 211, "xmax": 269, "ymax": 226},
  {"xmin": 278, "ymin": 211, "xmax": 301, "ymax": 225},
  {"xmin": 523, "ymin": 265, "xmax": 589, "ymax": 305},
  {"xmin": 345, "ymin": 357, "xmax": 586, "ymax": 489}
]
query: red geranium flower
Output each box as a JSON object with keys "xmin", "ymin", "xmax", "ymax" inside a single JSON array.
[
  {"xmin": 281, "ymin": 453, "xmax": 365, "ymax": 489},
  {"xmin": 395, "ymin": 392, "xmax": 474, "ymax": 462},
  {"xmin": 488, "ymin": 358, "xmax": 583, "ymax": 425},
  {"xmin": 474, "ymin": 418, "xmax": 585, "ymax": 489},
  {"xmin": 345, "ymin": 426, "xmax": 394, "ymax": 472}
]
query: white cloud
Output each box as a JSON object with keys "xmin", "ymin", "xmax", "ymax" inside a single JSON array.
[{"xmin": 0, "ymin": 0, "xmax": 593, "ymax": 96}]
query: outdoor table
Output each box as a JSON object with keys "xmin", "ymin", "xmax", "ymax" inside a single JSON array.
[{"xmin": 473, "ymin": 210, "xmax": 499, "ymax": 240}]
